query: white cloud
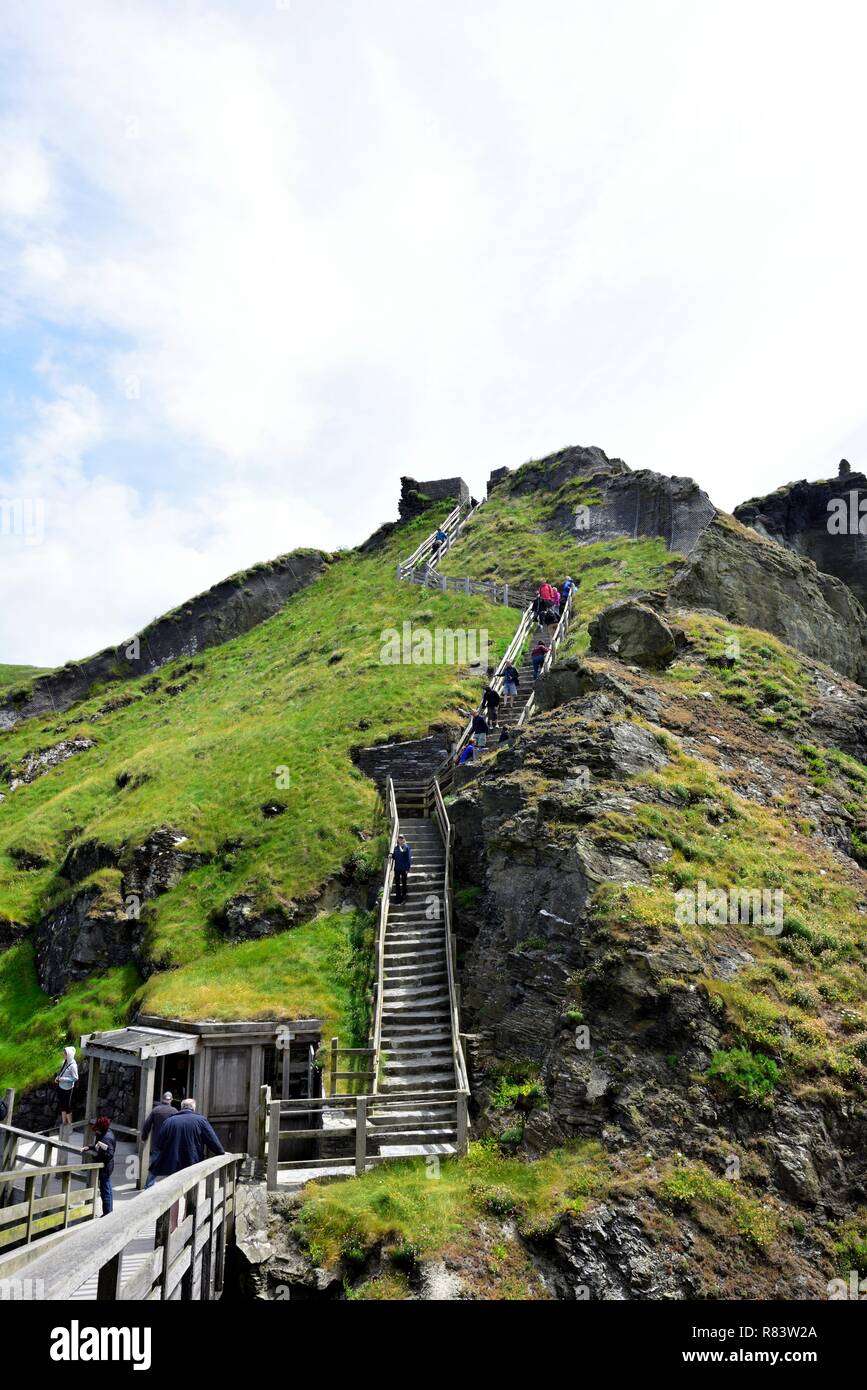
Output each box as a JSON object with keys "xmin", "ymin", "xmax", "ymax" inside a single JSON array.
[
  {"xmin": 0, "ymin": 123, "xmax": 52, "ymax": 219},
  {"xmin": 2, "ymin": 0, "xmax": 867, "ymax": 661}
]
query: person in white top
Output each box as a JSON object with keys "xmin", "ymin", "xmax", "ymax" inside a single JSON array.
[{"xmin": 54, "ymin": 1045, "xmax": 79, "ymax": 1126}]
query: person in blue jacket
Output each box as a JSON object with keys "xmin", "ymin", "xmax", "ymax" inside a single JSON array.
[
  {"xmin": 83, "ymin": 1115, "xmax": 116, "ymax": 1216},
  {"xmin": 560, "ymin": 577, "xmax": 575, "ymax": 605},
  {"xmin": 392, "ymin": 834, "xmax": 413, "ymax": 903},
  {"xmin": 147, "ymin": 1099, "xmax": 225, "ymax": 1179}
]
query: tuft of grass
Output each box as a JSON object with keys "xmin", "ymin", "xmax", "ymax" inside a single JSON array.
[
  {"xmin": 139, "ymin": 909, "xmax": 375, "ymax": 1048},
  {"xmin": 708, "ymin": 1047, "xmax": 780, "ymax": 1104},
  {"xmin": 658, "ymin": 1160, "xmax": 778, "ymax": 1248}
]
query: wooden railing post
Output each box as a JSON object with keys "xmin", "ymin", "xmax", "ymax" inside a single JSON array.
[
  {"xmin": 267, "ymin": 1103, "xmax": 280, "ymax": 1191},
  {"xmin": 355, "ymin": 1095, "xmax": 368, "ymax": 1175},
  {"xmin": 456, "ymin": 1094, "xmax": 468, "ymax": 1155},
  {"xmin": 330, "ymin": 1036, "xmax": 339, "ymax": 1098},
  {"xmin": 96, "ymin": 1251, "xmax": 124, "ymax": 1301},
  {"xmin": 24, "ymin": 1173, "xmax": 36, "ymax": 1243},
  {"xmin": 154, "ymin": 1206, "xmax": 172, "ymax": 1300},
  {"xmin": 2, "ymin": 1088, "xmax": 13, "ymax": 1126}
]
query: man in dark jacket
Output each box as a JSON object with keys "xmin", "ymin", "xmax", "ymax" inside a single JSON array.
[
  {"xmin": 142, "ymin": 1092, "xmax": 177, "ymax": 1188},
  {"xmin": 83, "ymin": 1115, "xmax": 116, "ymax": 1216},
  {"xmin": 147, "ymin": 1099, "xmax": 225, "ymax": 1178},
  {"xmin": 471, "ymin": 710, "xmax": 489, "ymax": 748},
  {"xmin": 392, "ymin": 834, "xmax": 412, "ymax": 904}
]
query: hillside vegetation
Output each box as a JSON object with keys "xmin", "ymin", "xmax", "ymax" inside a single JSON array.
[{"xmin": 0, "ymin": 501, "xmax": 517, "ymax": 1088}]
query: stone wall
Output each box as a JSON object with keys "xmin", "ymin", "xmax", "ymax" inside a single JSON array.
[
  {"xmin": 398, "ymin": 475, "xmax": 469, "ymax": 520},
  {"xmin": 352, "ymin": 731, "xmax": 453, "ymax": 788}
]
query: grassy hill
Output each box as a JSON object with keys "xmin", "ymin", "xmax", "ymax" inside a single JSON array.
[
  {"xmin": 0, "ymin": 501, "xmax": 518, "ymax": 1090},
  {"xmin": 0, "ymin": 664, "xmax": 49, "ymax": 697},
  {"xmin": 4, "ymin": 452, "xmax": 867, "ymax": 1297}
]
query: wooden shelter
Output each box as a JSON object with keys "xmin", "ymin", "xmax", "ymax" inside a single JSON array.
[{"xmin": 81, "ymin": 1015, "xmax": 321, "ymax": 1187}]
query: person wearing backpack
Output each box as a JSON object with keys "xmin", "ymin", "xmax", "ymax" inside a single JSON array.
[{"xmin": 502, "ymin": 661, "xmax": 520, "ymax": 706}]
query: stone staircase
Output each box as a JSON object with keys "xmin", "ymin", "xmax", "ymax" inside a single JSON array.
[{"xmin": 370, "ymin": 812, "xmax": 459, "ymax": 1159}]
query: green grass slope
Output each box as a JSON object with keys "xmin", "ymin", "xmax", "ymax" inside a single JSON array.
[
  {"xmin": 0, "ymin": 501, "xmax": 518, "ymax": 1090},
  {"xmin": 0, "ymin": 664, "xmax": 49, "ymax": 697}
]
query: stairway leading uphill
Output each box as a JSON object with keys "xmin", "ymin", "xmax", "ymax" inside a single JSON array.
[{"xmin": 371, "ymin": 812, "xmax": 458, "ymax": 1158}]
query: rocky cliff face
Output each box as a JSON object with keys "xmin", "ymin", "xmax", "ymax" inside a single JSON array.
[
  {"xmin": 0, "ymin": 548, "xmax": 331, "ymax": 729},
  {"xmin": 669, "ymin": 515, "xmax": 867, "ymax": 687},
  {"xmin": 735, "ymin": 470, "xmax": 867, "ymax": 612}
]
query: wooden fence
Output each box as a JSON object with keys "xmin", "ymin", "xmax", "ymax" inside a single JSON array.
[
  {"xmin": 0, "ymin": 1160, "xmax": 100, "ymax": 1251},
  {"xmin": 0, "ymin": 1152, "xmax": 240, "ymax": 1301},
  {"xmin": 263, "ymin": 1089, "xmax": 468, "ymax": 1187},
  {"xmin": 396, "ymin": 497, "xmax": 474, "ymax": 578}
]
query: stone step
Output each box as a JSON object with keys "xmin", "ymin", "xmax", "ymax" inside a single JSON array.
[
  {"xmin": 382, "ymin": 982, "xmax": 447, "ymax": 1000},
  {"xmin": 375, "ymin": 1143, "xmax": 458, "ymax": 1158},
  {"xmin": 380, "ymin": 1075, "xmax": 455, "ymax": 1093},
  {"xmin": 381, "ymin": 1007, "xmax": 451, "ymax": 1024},
  {"xmin": 380, "ymin": 1033, "xmax": 452, "ymax": 1046},
  {"xmin": 383, "ymin": 969, "xmax": 447, "ymax": 985},
  {"xmin": 383, "ymin": 945, "xmax": 444, "ymax": 956},
  {"xmin": 368, "ymin": 1112, "xmax": 456, "ymax": 1130}
]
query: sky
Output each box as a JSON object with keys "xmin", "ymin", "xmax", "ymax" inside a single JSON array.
[{"xmin": 1, "ymin": 0, "xmax": 867, "ymax": 666}]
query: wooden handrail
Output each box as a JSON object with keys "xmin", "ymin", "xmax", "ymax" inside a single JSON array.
[
  {"xmin": 1, "ymin": 1122, "xmax": 83, "ymax": 1159},
  {"xmin": 517, "ymin": 587, "xmax": 574, "ymax": 728},
  {"xmin": 371, "ymin": 777, "xmax": 399, "ymax": 1095},
  {"xmin": 432, "ymin": 778, "xmax": 470, "ymax": 1096},
  {"xmin": 2, "ymin": 1151, "xmax": 240, "ymax": 1300},
  {"xmin": 396, "ymin": 497, "xmax": 470, "ymax": 578},
  {"xmin": 0, "ymin": 1161, "xmax": 101, "ymax": 1183}
]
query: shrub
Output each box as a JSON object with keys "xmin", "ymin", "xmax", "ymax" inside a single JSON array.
[{"xmin": 708, "ymin": 1048, "xmax": 780, "ymax": 1103}]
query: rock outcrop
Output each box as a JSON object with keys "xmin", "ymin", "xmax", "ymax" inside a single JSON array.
[
  {"xmin": 735, "ymin": 469, "xmax": 867, "ymax": 611},
  {"xmin": 34, "ymin": 881, "xmax": 141, "ymax": 996},
  {"xmin": 669, "ymin": 515, "xmax": 867, "ymax": 686},
  {"xmin": 588, "ymin": 600, "xmax": 677, "ymax": 668}
]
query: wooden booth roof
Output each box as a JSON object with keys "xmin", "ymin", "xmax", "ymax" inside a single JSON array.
[{"xmin": 81, "ymin": 1026, "xmax": 201, "ymax": 1066}]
